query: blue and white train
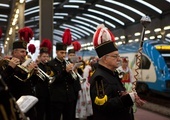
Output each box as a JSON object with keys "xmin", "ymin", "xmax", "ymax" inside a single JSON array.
[{"xmin": 78, "ymin": 39, "xmax": 170, "ymax": 97}]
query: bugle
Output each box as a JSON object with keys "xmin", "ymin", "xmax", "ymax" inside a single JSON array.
[{"xmin": 65, "ymin": 59, "xmax": 86, "ymax": 84}]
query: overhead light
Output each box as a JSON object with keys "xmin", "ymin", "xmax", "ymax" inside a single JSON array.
[
  {"xmin": 55, "ymin": 13, "xmax": 68, "ymax": 16},
  {"xmin": 0, "ymin": 14, "xmax": 7, "ymax": 18},
  {"xmin": 154, "ymin": 28, "xmax": 161, "ymax": 32},
  {"xmin": 95, "ymin": 4, "xmax": 135, "ymax": 22},
  {"xmin": 157, "ymin": 35, "xmax": 162, "ymax": 38},
  {"xmin": 120, "ymin": 36, "xmax": 125, "ymax": 39},
  {"xmin": 25, "ymin": 6, "xmax": 39, "ymax": 13},
  {"xmin": 0, "ymin": 18, "xmax": 7, "ymax": 21},
  {"xmin": 115, "ymin": 37, "xmax": 119, "ymax": 40},
  {"xmin": 135, "ymin": 39, "xmax": 139, "ymax": 42},
  {"xmin": 63, "ymin": 5, "xmax": 79, "ymax": 8},
  {"xmin": 82, "ymin": 14, "xmax": 104, "ymax": 22},
  {"xmin": 135, "ymin": 0, "xmax": 162, "ymax": 14},
  {"xmin": 134, "ymin": 32, "xmax": 141, "ymax": 36},
  {"xmin": 53, "ymin": 2, "xmax": 60, "ymax": 5},
  {"xmin": 63, "ymin": 24, "xmax": 90, "ymax": 36},
  {"xmin": 105, "ymin": 21, "xmax": 116, "ymax": 28},
  {"xmin": 145, "ymin": 30, "xmax": 150, "ymax": 34},
  {"xmin": 150, "ymin": 36, "xmax": 155, "ymax": 39},
  {"xmin": 69, "ymin": 0, "xmax": 86, "ymax": 3},
  {"xmin": 88, "ymin": 9, "xmax": 125, "ymax": 26},
  {"xmin": 0, "ymin": 3, "xmax": 9, "ymax": 7},
  {"xmin": 166, "ymin": 0, "xmax": 170, "ymax": 3},
  {"xmin": 75, "ymin": 25, "xmax": 94, "ymax": 34},
  {"xmin": 26, "ymin": 0, "xmax": 32, "ymax": 3},
  {"xmin": 104, "ymin": 0, "xmax": 145, "ymax": 17},
  {"xmin": 164, "ymin": 26, "xmax": 170, "ymax": 30},
  {"xmin": 53, "ymin": 16, "xmax": 64, "ymax": 19},
  {"xmin": 71, "ymin": 19, "xmax": 96, "ymax": 30},
  {"xmin": 76, "ymin": 16, "xmax": 99, "ymax": 26},
  {"xmin": 24, "ymin": 9, "xmax": 39, "ymax": 16},
  {"xmin": 19, "ymin": 0, "xmax": 25, "ymax": 3}
]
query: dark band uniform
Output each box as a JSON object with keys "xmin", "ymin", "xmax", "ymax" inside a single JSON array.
[
  {"xmin": 0, "ymin": 40, "xmax": 38, "ymax": 120},
  {"xmin": 90, "ymin": 41, "xmax": 134, "ymax": 120},
  {"xmin": 48, "ymin": 43, "xmax": 79, "ymax": 120}
]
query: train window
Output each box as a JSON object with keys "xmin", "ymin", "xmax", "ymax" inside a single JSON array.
[{"xmin": 138, "ymin": 55, "xmax": 150, "ymax": 69}]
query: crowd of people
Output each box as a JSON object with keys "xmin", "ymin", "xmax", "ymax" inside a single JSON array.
[{"xmin": 0, "ymin": 24, "xmax": 145, "ymax": 120}]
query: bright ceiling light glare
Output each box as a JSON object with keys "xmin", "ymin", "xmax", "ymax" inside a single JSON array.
[
  {"xmin": 129, "ymin": 40, "xmax": 133, "ymax": 43},
  {"xmin": 25, "ymin": 6, "xmax": 39, "ymax": 13},
  {"xmin": 95, "ymin": 4, "xmax": 135, "ymax": 22},
  {"xmin": 104, "ymin": 0, "xmax": 145, "ymax": 17},
  {"xmin": 120, "ymin": 36, "xmax": 125, "ymax": 39},
  {"xmin": 166, "ymin": 33, "xmax": 170, "ymax": 37},
  {"xmin": 144, "ymin": 37, "xmax": 148, "ymax": 40},
  {"xmin": 164, "ymin": 26, "xmax": 170, "ymax": 30},
  {"xmin": 0, "ymin": 18, "xmax": 7, "ymax": 21},
  {"xmin": 154, "ymin": 28, "xmax": 161, "ymax": 32},
  {"xmin": 75, "ymin": 25, "xmax": 94, "ymax": 34},
  {"xmin": 63, "ymin": 5, "xmax": 79, "ymax": 8},
  {"xmin": 157, "ymin": 35, "xmax": 162, "ymax": 38},
  {"xmin": 55, "ymin": 13, "xmax": 68, "ymax": 16},
  {"xmin": 0, "ymin": 14, "xmax": 7, "ymax": 18},
  {"xmin": 134, "ymin": 32, "xmax": 141, "ymax": 36},
  {"xmin": 115, "ymin": 37, "xmax": 119, "ymax": 40},
  {"xmin": 71, "ymin": 19, "xmax": 96, "ymax": 30},
  {"xmin": 63, "ymin": 24, "xmax": 90, "ymax": 36},
  {"xmin": 19, "ymin": 0, "xmax": 25, "ymax": 3},
  {"xmin": 135, "ymin": 39, "xmax": 139, "ymax": 42},
  {"xmin": 76, "ymin": 16, "xmax": 99, "ymax": 26},
  {"xmin": 53, "ymin": 16, "xmax": 64, "ymax": 19},
  {"xmin": 60, "ymin": 26, "xmax": 83, "ymax": 38},
  {"xmin": 88, "ymin": 9, "xmax": 125, "ymax": 26},
  {"xmin": 53, "ymin": 2, "xmax": 60, "ymax": 5},
  {"xmin": 0, "ymin": 3, "xmax": 9, "ymax": 7},
  {"xmin": 24, "ymin": 9, "xmax": 39, "ymax": 16},
  {"xmin": 82, "ymin": 14, "xmax": 104, "ymax": 22},
  {"xmin": 145, "ymin": 30, "xmax": 150, "ymax": 34},
  {"xmin": 150, "ymin": 36, "xmax": 155, "ymax": 39},
  {"xmin": 135, "ymin": 0, "xmax": 162, "ymax": 14},
  {"xmin": 26, "ymin": 0, "xmax": 32, "ymax": 3},
  {"xmin": 69, "ymin": 0, "xmax": 86, "ymax": 3},
  {"xmin": 166, "ymin": 0, "xmax": 170, "ymax": 3},
  {"xmin": 105, "ymin": 21, "xmax": 116, "ymax": 28}
]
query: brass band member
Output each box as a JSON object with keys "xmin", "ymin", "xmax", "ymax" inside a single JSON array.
[
  {"xmin": 35, "ymin": 39, "xmax": 52, "ymax": 120},
  {"xmin": 48, "ymin": 41, "xmax": 79, "ymax": 120},
  {"xmin": 90, "ymin": 24, "xmax": 145, "ymax": 120},
  {"xmin": 0, "ymin": 27, "xmax": 38, "ymax": 120}
]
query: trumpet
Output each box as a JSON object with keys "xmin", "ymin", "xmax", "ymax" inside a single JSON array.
[
  {"xmin": 36, "ymin": 67, "xmax": 55, "ymax": 84},
  {"xmin": 65, "ymin": 59, "xmax": 86, "ymax": 84}
]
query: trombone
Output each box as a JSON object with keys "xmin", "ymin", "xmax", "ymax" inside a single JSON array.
[{"xmin": 64, "ymin": 59, "xmax": 86, "ymax": 84}]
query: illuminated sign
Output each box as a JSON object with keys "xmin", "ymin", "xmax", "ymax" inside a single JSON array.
[{"xmin": 155, "ymin": 45, "xmax": 170, "ymax": 50}]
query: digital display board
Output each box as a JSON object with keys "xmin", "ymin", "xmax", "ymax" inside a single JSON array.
[{"xmin": 155, "ymin": 45, "xmax": 170, "ymax": 50}]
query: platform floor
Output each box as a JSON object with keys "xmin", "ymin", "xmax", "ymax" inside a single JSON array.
[{"xmin": 134, "ymin": 108, "xmax": 170, "ymax": 120}]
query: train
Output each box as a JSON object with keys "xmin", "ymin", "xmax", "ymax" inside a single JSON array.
[{"xmin": 78, "ymin": 39, "xmax": 170, "ymax": 97}]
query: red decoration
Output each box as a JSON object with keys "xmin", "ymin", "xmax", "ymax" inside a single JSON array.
[
  {"xmin": 40, "ymin": 39, "xmax": 52, "ymax": 54},
  {"xmin": 18, "ymin": 27, "xmax": 33, "ymax": 43},
  {"xmin": 0, "ymin": 28, "xmax": 2, "ymax": 39},
  {"xmin": 62, "ymin": 29, "xmax": 72, "ymax": 45},
  {"xmin": 28, "ymin": 44, "xmax": 36, "ymax": 54},
  {"xmin": 72, "ymin": 41, "xmax": 81, "ymax": 51}
]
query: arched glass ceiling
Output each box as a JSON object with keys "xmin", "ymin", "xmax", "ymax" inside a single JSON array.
[{"xmin": 1, "ymin": 0, "xmax": 170, "ymax": 45}]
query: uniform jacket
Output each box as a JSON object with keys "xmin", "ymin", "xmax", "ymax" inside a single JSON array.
[
  {"xmin": 90, "ymin": 64, "xmax": 134, "ymax": 120},
  {"xmin": 35, "ymin": 62, "xmax": 50, "ymax": 98},
  {"xmin": 48, "ymin": 58, "xmax": 80, "ymax": 103}
]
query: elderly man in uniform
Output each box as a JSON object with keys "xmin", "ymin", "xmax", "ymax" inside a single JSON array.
[
  {"xmin": 48, "ymin": 42, "xmax": 79, "ymax": 120},
  {"xmin": 90, "ymin": 24, "xmax": 145, "ymax": 120}
]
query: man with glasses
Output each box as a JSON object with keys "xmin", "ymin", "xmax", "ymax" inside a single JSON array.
[{"xmin": 90, "ymin": 24, "xmax": 145, "ymax": 120}]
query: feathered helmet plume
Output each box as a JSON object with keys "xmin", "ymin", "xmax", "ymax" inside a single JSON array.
[
  {"xmin": 92, "ymin": 24, "xmax": 117, "ymax": 58},
  {"xmin": 18, "ymin": 27, "xmax": 33, "ymax": 43},
  {"xmin": 28, "ymin": 44, "xmax": 36, "ymax": 54},
  {"xmin": 93, "ymin": 24, "xmax": 115, "ymax": 47},
  {"xmin": 40, "ymin": 39, "xmax": 52, "ymax": 54},
  {"xmin": 72, "ymin": 41, "xmax": 81, "ymax": 51},
  {"xmin": 62, "ymin": 29, "xmax": 72, "ymax": 45}
]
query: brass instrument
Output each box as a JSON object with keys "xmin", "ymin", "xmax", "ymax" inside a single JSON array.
[
  {"xmin": 94, "ymin": 79, "xmax": 108, "ymax": 105},
  {"xmin": 0, "ymin": 75, "xmax": 28, "ymax": 120},
  {"xmin": 65, "ymin": 59, "xmax": 86, "ymax": 84},
  {"xmin": 0, "ymin": 57, "xmax": 33, "ymax": 82},
  {"xmin": 36, "ymin": 67, "xmax": 55, "ymax": 84}
]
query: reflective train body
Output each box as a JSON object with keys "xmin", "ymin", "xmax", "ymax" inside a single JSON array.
[{"xmin": 78, "ymin": 39, "xmax": 170, "ymax": 97}]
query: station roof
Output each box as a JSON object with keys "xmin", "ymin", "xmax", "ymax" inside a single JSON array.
[{"xmin": 0, "ymin": 0, "xmax": 170, "ymax": 46}]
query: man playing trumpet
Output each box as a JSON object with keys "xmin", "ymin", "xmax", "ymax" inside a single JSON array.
[{"xmin": 0, "ymin": 27, "xmax": 39, "ymax": 120}]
